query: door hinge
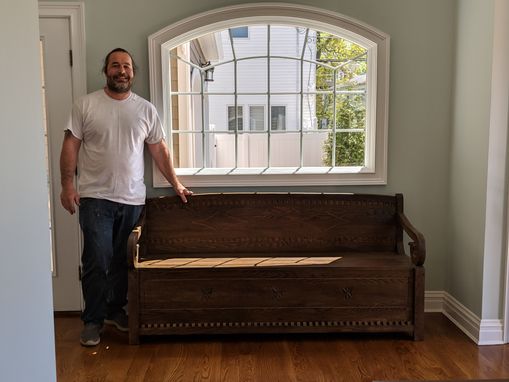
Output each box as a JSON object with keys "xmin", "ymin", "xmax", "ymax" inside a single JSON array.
[{"xmin": 69, "ymin": 50, "xmax": 73, "ymax": 67}]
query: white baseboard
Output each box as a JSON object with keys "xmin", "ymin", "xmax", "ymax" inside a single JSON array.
[
  {"xmin": 425, "ymin": 291, "xmax": 504, "ymax": 345},
  {"xmin": 424, "ymin": 290, "xmax": 445, "ymax": 312}
]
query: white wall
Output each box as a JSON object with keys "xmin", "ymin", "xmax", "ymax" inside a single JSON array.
[
  {"xmin": 0, "ymin": 1, "xmax": 56, "ymax": 380},
  {"xmin": 482, "ymin": 0, "xmax": 509, "ymax": 320},
  {"xmin": 447, "ymin": 0, "xmax": 494, "ymax": 316}
]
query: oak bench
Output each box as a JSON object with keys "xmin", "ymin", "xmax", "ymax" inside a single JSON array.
[{"xmin": 127, "ymin": 193, "xmax": 425, "ymax": 344}]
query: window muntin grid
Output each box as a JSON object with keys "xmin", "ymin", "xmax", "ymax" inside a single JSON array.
[{"xmin": 168, "ymin": 24, "xmax": 368, "ymax": 173}]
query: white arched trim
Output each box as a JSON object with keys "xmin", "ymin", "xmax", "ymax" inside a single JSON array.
[{"xmin": 149, "ymin": 3, "xmax": 390, "ymax": 187}]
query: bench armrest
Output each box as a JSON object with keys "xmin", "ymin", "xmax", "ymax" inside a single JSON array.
[
  {"xmin": 398, "ymin": 212, "xmax": 426, "ymax": 266},
  {"xmin": 127, "ymin": 208, "xmax": 145, "ymax": 269}
]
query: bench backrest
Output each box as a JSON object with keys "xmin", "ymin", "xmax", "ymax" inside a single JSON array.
[{"xmin": 139, "ymin": 193, "xmax": 402, "ymax": 257}]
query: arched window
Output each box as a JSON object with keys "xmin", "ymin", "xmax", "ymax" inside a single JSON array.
[{"xmin": 149, "ymin": 4, "xmax": 389, "ymax": 186}]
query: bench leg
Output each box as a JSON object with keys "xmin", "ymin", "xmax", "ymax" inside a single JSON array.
[
  {"xmin": 413, "ymin": 266, "xmax": 425, "ymax": 340},
  {"xmin": 128, "ymin": 270, "xmax": 140, "ymax": 345},
  {"xmin": 129, "ymin": 329, "xmax": 140, "ymax": 345}
]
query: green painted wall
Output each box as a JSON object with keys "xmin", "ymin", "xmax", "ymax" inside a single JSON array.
[{"xmin": 47, "ymin": 0, "xmax": 459, "ymax": 293}]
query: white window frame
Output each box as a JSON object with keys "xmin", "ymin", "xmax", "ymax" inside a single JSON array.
[{"xmin": 149, "ymin": 3, "xmax": 390, "ymax": 187}]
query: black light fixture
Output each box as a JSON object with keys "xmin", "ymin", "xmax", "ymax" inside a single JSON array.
[{"xmin": 201, "ymin": 61, "xmax": 214, "ymax": 82}]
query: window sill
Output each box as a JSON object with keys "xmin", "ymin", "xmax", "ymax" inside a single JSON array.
[{"xmin": 153, "ymin": 165, "xmax": 386, "ymax": 187}]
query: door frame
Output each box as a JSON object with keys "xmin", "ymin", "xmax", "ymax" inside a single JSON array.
[
  {"xmin": 39, "ymin": 1, "xmax": 87, "ymax": 309},
  {"xmin": 39, "ymin": 2, "xmax": 86, "ymax": 100}
]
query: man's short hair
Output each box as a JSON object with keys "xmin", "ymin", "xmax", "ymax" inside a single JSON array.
[{"xmin": 102, "ymin": 48, "xmax": 138, "ymax": 75}]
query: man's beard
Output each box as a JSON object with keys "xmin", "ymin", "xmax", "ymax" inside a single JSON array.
[{"xmin": 106, "ymin": 74, "xmax": 133, "ymax": 93}]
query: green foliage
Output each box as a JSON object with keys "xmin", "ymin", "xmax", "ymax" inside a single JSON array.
[
  {"xmin": 322, "ymin": 95, "xmax": 366, "ymax": 166},
  {"xmin": 315, "ymin": 32, "xmax": 367, "ymax": 167}
]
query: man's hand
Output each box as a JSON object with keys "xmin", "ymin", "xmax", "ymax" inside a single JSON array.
[
  {"xmin": 147, "ymin": 140, "xmax": 193, "ymax": 203},
  {"xmin": 60, "ymin": 185, "xmax": 80, "ymax": 214},
  {"xmin": 174, "ymin": 183, "xmax": 193, "ymax": 203}
]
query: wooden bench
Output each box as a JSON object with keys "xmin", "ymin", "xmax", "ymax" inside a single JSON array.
[{"xmin": 127, "ymin": 193, "xmax": 425, "ymax": 344}]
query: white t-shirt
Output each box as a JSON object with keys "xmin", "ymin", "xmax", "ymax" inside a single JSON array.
[{"xmin": 68, "ymin": 89, "xmax": 165, "ymax": 205}]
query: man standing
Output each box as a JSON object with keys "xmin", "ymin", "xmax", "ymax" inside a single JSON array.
[{"xmin": 60, "ymin": 48, "xmax": 192, "ymax": 346}]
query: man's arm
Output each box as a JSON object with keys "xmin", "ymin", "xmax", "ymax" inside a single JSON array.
[
  {"xmin": 147, "ymin": 140, "xmax": 192, "ymax": 203},
  {"xmin": 60, "ymin": 130, "xmax": 81, "ymax": 214}
]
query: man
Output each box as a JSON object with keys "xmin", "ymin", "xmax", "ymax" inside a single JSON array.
[{"xmin": 60, "ymin": 48, "xmax": 192, "ymax": 346}]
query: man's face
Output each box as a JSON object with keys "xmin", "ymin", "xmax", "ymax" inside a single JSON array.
[{"xmin": 105, "ymin": 52, "xmax": 134, "ymax": 93}]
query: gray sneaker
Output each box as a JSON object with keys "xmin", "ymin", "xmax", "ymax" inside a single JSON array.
[
  {"xmin": 104, "ymin": 310, "xmax": 128, "ymax": 332},
  {"xmin": 80, "ymin": 322, "xmax": 103, "ymax": 347}
]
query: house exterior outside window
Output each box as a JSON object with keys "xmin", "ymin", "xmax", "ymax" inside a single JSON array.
[
  {"xmin": 271, "ymin": 106, "xmax": 286, "ymax": 131},
  {"xmin": 228, "ymin": 106, "xmax": 243, "ymax": 131},
  {"xmin": 249, "ymin": 105, "xmax": 265, "ymax": 131},
  {"xmin": 149, "ymin": 4, "xmax": 389, "ymax": 186}
]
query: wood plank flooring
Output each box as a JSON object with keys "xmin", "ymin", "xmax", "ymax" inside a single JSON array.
[{"xmin": 54, "ymin": 313, "xmax": 509, "ymax": 382}]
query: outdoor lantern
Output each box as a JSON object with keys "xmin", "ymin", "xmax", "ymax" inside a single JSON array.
[
  {"xmin": 202, "ymin": 61, "xmax": 214, "ymax": 82},
  {"xmin": 204, "ymin": 66, "xmax": 214, "ymax": 82}
]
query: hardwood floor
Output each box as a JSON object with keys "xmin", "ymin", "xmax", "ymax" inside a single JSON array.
[{"xmin": 54, "ymin": 313, "xmax": 509, "ymax": 382}]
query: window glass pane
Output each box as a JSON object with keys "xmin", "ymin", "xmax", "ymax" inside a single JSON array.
[
  {"xmin": 232, "ymin": 25, "xmax": 267, "ymax": 59},
  {"xmin": 187, "ymin": 30, "xmax": 228, "ymax": 65},
  {"xmin": 315, "ymin": 64, "xmax": 337, "ymax": 92},
  {"xmin": 322, "ymin": 131, "xmax": 365, "ymax": 166},
  {"xmin": 230, "ymin": 26, "xmax": 249, "ymax": 38},
  {"xmin": 270, "ymin": 57, "xmax": 300, "ymax": 93},
  {"xmin": 335, "ymin": 94, "xmax": 366, "ymax": 130},
  {"xmin": 171, "ymin": 95, "xmax": 202, "ymax": 132},
  {"xmin": 271, "ymin": 106, "xmax": 286, "ymax": 131},
  {"xmin": 270, "ymin": 94, "xmax": 293, "ymax": 130},
  {"xmin": 228, "ymin": 106, "xmax": 243, "ymax": 131},
  {"xmin": 208, "ymin": 95, "xmax": 236, "ymax": 132},
  {"xmin": 219, "ymin": 30, "xmax": 234, "ymax": 61},
  {"xmin": 302, "ymin": 94, "xmax": 318, "ymax": 131},
  {"xmin": 301, "ymin": 60, "xmax": 316, "ymax": 93},
  {"xmin": 315, "ymin": 31, "xmax": 367, "ymax": 69},
  {"xmin": 270, "ymin": 25, "xmax": 308, "ymax": 58},
  {"xmin": 239, "ymin": 133, "xmax": 268, "ymax": 168},
  {"xmin": 249, "ymin": 106, "xmax": 265, "ymax": 131},
  {"xmin": 210, "ymin": 133, "xmax": 236, "ymax": 168},
  {"xmin": 336, "ymin": 56, "xmax": 367, "ymax": 91},
  {"xmin": 302, "ymin": 30, "xmax": 317, "ymax": 62},
  {"xmin": 170, "ymin": 50, "xmax": 201, "ymax": 93},
  {"xmin": 315, "ymin": 93, "xmax": 335, "ymax": 130},
  {"xmin": 237, "ymin": 58, "xmax": 267, "ymax": 93},
  {"xmin": 205, "ymin": 61, "xmax": 235, "ymax": 93},
  {"xmin": 172, "ymin": 132, "xmax": 203, "ymax": 168},
  {"xmin": 239, "ymin": 94, "xmax": 267, "ymax": 130},
  {"xmin": 302, "ymin": 132, "xmax": 329, "ymax": 167},
  {"xmin": 270, "ymin": 132, "xmax": 300, "ymax": 167},
  {"xmin": 169, "ymin": 49, "xmax": 179, "ymax": 93}
]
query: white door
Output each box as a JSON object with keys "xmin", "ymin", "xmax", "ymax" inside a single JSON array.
[{"xmin": 40, "ymin": 17, "xmax": 82, "ymax": 311}]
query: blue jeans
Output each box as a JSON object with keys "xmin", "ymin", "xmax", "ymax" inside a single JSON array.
[{"xmin": 79, "ymin": 198, "xmax": 143, "ymax": 325}]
